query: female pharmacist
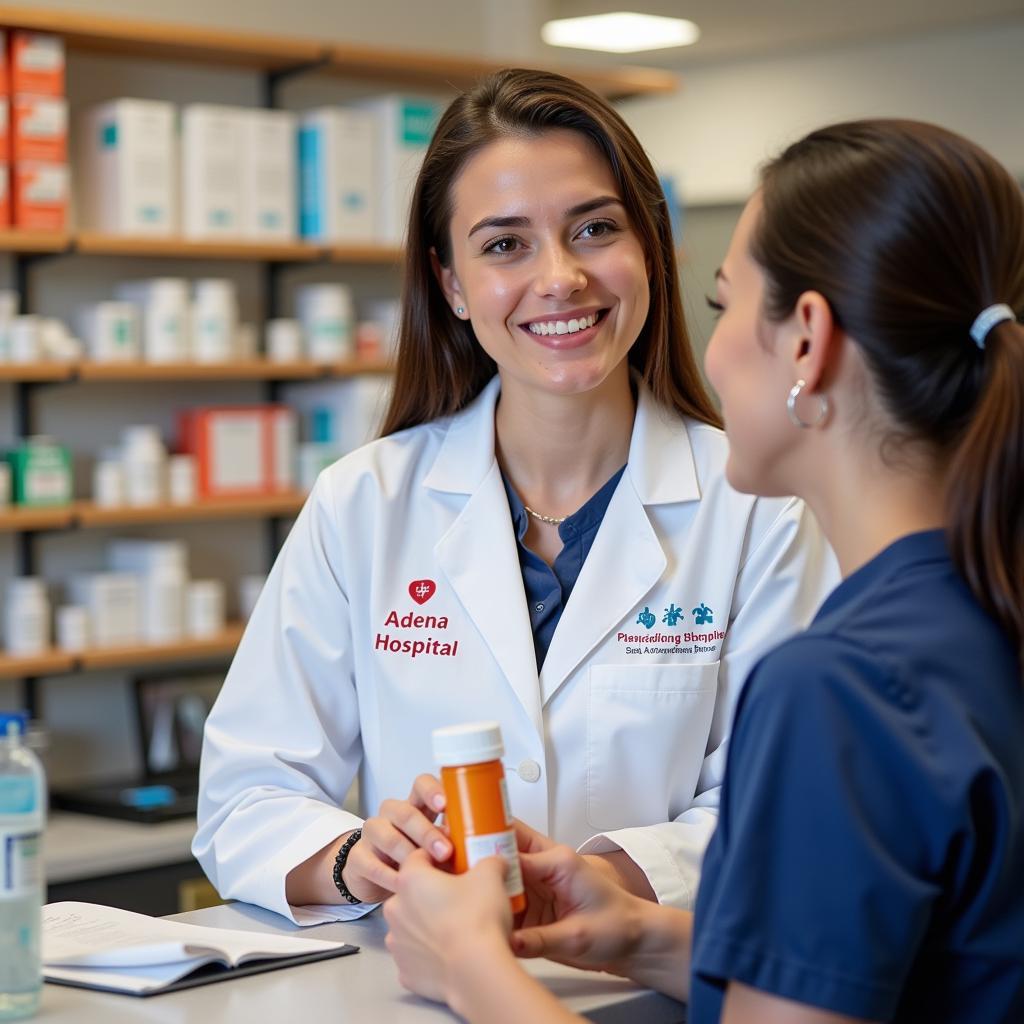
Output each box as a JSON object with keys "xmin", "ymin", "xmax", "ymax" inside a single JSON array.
[
  {"xmin": 193, "ymin": 69, "xmax": 835, "ymax": 925},
  {"xmin": 384, "ymin": 119, "xmax": 1024, "ymax": 1023}
]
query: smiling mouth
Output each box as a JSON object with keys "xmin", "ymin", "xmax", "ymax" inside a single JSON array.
[{"xmin": 520, "ymin": 309, "xmax": 608, "ymax": 339}]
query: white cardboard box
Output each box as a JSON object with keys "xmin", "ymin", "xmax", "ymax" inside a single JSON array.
[
  {"xmin": 243, "ymin": 109, "xmax": 296, "ymax": 240},
  {"xmin": 356, "ymin": 95, "xmax": 441, "ymax": 244},
  {"xmin": 78, "ymin": 99, "xmax": 176, "ymax": 236},
  {"xmin": 181, "ymin": 103, "xmax": 245, "ymax": 239},
  {"xmin": 69, "ymin": 573, "xmax": 141, "ymax": 647},
  {"xmin": 298, "ymin": 107, "xmax": 377, "ymax": 243}
]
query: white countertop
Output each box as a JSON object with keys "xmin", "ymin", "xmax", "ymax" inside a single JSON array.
[
  {"xmin": 39, "ymin": 901, "xmax": 688, "ymax": 1022},
  {"xmin": 45, "ymin": 812, "xmax": 197, "ymax": 884}
]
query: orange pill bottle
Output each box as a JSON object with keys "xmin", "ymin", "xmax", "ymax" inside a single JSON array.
[{"xmin": 432, "ymin": 721, "xmax": 526, "ymax": 914}]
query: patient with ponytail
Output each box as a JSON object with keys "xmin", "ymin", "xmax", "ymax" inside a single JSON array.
[{"xmin": 383, "ymin": 119, "xmax": 1024, "ymax": 1024}]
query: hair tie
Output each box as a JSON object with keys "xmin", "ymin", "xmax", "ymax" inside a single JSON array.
[{"xmin": 970, "ymin": 304, "xmax": 1015, "ymax": 349}]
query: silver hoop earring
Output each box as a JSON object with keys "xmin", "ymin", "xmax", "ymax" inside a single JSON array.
[{"xmin": 787, "ymin": 379, "xmax": 830, "ymax": 429}]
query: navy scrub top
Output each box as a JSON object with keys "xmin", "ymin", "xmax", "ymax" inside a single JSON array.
[
  {"xmin": 503, "ymin": 466, "xmax": 625, "ymax": 670},
  {"xmin": 691, "ymin": 530, "xmax": 1024, "ymax": 1023}
]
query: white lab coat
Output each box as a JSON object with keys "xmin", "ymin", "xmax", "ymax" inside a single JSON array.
[{"xmin": 193, "ymin": 375, "xmax": 836, "ymax": 925}]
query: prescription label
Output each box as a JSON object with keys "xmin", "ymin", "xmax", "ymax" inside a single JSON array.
[{"xmin": 463, "ymin": 829, "xmax": 524, "ymax": 898}]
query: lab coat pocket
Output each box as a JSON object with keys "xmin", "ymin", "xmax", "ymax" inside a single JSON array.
[{"xmin": 586, "ymin": 662, "xmax": 719, "ymax": 832}]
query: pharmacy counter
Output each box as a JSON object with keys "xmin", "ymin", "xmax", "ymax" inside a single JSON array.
[
  {"xmin": 39, "ymin": 901, "xmax": 688, "ymax": 1023},
  {"xmin": 45, "ymin": 812, "xmax": 196, "ymax": 884}
]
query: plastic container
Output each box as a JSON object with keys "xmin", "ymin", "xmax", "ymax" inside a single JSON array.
[
  {"xmin": 191, "ymin": 279, "xmax": 237, "ymax": 363},
  {"xmin": 3, "ymin": 579, "xmax": 50, "ymax": 656},
  {"xmin": 109, "ymin": 540, "xmax": 187, "ymax": 644},
  {"xmin": 118, "ymin": 279, "xmax": 189, "ymax": 363},
  {"xmin": 91, "ymin": 458, "xmax": 124, "ymax": 508},
  {"xmin": 167, "ymin": 454, "xmax": 197, "ymax": 506},
  {"xmin": 296, "ymin": 284, "xmax": 354, "ymax": 362},
  {"xmin": 77, "ymin": 301, "xmax": 139, "ymax": 363},
  {"xmin": 432, "ymin": 721, "xmax": 525, "ymax": 913},
  {"xmin": 121, "ymin": 425, "xmax": 166, "ymax": 506},
  {"xmin": 0, "ymin": 711, "xmax": 45, "ymax": 1019},
  {"xmin": 55, "ymin": 605, "xmax": 88, "ymax": 651},
  {"xmin": 9, "ymin": 316, "xmax": 39, "ymax": 364},
  {"xmin": 186, "ymin": 580, "xmax": 225, "ymax": 638},
  {"xmin": 265, "ymin": 318, "xmax": 302, "ymax": 362}
]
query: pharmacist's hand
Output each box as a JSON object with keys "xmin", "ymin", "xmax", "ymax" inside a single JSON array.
[
  {"xmin": 511, "ymin": 844, "xmax": 646, "ymax": 977},
  {"xmin": 343, "ymin": 774, "xmax": 452, "ymax": 904},
  {"xmin": 384, "ymin": 849, "xmax": 513, "ymax": 1004}
]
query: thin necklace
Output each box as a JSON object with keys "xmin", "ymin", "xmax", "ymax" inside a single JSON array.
[{"xmin": 523, "ymin": 504, "xmax": 568, "ymax": 526}]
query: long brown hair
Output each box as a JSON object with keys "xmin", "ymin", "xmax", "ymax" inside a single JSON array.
[
  {"xmin": 379, "ymin": 68, "xmax": 721, "ymax": 436},
  {"xmin": 753, "ymin": 119, "xmax": 1024, "ymax": 662}
]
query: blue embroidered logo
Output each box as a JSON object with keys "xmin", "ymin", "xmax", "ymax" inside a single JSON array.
[
  {"xmin": 662, "ymin": 604, "xmax": 685, "ymax": 627},
  {"xmin": 692, "ymin": 602, "xmax": 714, "ymax": 626},
  {"xmin": 636, "ymin": 606, "xmax": 656, "ymax": 630}
]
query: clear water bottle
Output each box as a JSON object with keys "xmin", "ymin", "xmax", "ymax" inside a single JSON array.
[{"xmin": 0, "ymin": 712, "xmax": 45, "ymax": 1020}]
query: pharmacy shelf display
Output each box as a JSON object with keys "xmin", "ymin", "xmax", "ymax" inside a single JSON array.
[
  {"xmin": 0, "ymin": 493, "xmax": 309, "ymax": 533},
  {"xmin": 0, "ymin": 623, "xmax": 246, "ymax": 679},
  {"xmin": 0, "ymin": 3, "xmax": 673, "ymax": 710}
]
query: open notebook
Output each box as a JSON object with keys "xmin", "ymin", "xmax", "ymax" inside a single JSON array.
[{"xmin": 43, "ymin": 902, "xmax": 359, "ymax": 996}]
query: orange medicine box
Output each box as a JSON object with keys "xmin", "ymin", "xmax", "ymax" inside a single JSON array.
[
  {"xmin": 9, "ymin": 32, "xmax": 64, "ymax": 97},
  {"xmin": 178, "ymin": 405, "xmax": 297, "ymax": 498},
  {"xmin": 11, "ymin": 95, "xmax": 67, "ymax": 163},
  {"xmin": 0, "ymin": 165, "xmax": 10, "ymax": 226},
  {"xmin": 12, "ymin": 161, "xmax": 67, "ymax": 230}
]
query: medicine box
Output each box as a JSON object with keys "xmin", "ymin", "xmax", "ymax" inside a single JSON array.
[
  {"xmin": 298, "ymin": 107, "xmax": 377, "ymax": 242},
  {"xmin": 0, "ymin": 165, "xmax": 9, "ymax": 227},
  {"xmin": 244, "ymin": 109, "xmax": 296, "ymax": 240},
  {"xmin": 11, "ymin": 94, "xmax": 67, "ymax": 163},
  {"xmin": 0, "ymin": 31, "xmax": 8, "ymax": 96},
  {"xmin": 181, "ymin": 104, "xmax": 245, "ymax": 239},
  {"xmin": 79, "ymin": 99, "xmax": 176, "ymax": 235},
  {"xmin": 178, "ymin": 405, "xmax": 297, "ymax": 497},
  {"xmin": 9, "ymin": 31, "xmax": 64, "ymax": 97},
  {"xmin": 7, "ymin": 438, "xmax": 72, "ymax": 505},
  {"xmin": 69, "ymin": 573, "xmax": 141, "ymax": 647},
  {"xmin": 12, "ymin": 161, "xmax": 68, "ymax": 230},
  {"xmin": 356, "ymin": 94, "xmax": 441, "ymax": 244}
]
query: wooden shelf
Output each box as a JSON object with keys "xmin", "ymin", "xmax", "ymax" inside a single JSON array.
[
  {"xmin": 0, "ymin": 649, "xmax": 76, "ymax": 679},
  {"xmin": 76, "ymin": 492, "xmax": 306, "ymax": 527},
  {"xmin": 77, "ymin": 622, "xmax": 246, "ymax": 672},
  {"xmin": 0, "ymin": 229, "xmax": 71, "ymax": 254},
  {"xmin": 326, "ymin": 43, "xmax": 679, "ymax": 100},
  {"xmin": 0, "ymin": 624, "xmax": 248, "ymax": 677},
  {"xmin": 75, "ymin": 233, "xmax": 324, "ymax": 262},
  {"xmin": 0, "ymin": 506, "xmax": 74, "ymax": 531},
  {"xmin": 77, "ymin": 358, "xmax": 333, "ymax": 381},
  {"xmin": 0, "ymin": 363, "xmax": 75, "ymax": 382},
  {"xmin": 330, "ymin": 244, "xmax": 404, "ymax": 265},
  {"xmin": 0, "ymin": 5, "xmax": 323, "ymax": 71},
  {"xmin": 0, "ymin": 6, "xmax": 678, "ymax": 100}
]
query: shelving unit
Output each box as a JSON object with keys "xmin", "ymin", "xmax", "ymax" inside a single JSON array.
[
  {"xmin": 0, "ymin": 623, "xmax": 246, "ymax": 679},
  {"xmin": 0, "ymin": 5, "xmax": 674, "ymax": 756}
]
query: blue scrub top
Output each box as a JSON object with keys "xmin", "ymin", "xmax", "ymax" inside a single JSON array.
[
  {"xmin": 691, "ymin": 530, "xmax": 1024, "ymax": 1023},
  {"xmin": 503, "ymin": 466, "xmax": 625, "ymax": 670}
]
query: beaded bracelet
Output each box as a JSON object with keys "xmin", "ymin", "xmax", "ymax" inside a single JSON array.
[{"xmin": 331, "ymin": 828, "xmax": 363, "ymax": 904}]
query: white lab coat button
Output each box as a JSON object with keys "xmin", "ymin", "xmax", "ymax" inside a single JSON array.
[{"xmin": 517, "ymin": 759, "xmax": 541, "ymax": 783}]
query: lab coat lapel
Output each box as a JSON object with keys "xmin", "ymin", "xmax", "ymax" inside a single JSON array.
[
  {"xmin": 538, "ymin": 480, "xmax": 665, "ymax": 706},
  {"xmin": 539, "ymin": 383, "xmax": 701, "ymax": 706},
  {"xmin": 428, "ymin": 379, "xmax": 543, "ymax": 736}
]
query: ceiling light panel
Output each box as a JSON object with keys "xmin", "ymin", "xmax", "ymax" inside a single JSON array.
[{"xmin": 541, "ymin": 12, "xmax": 700, "ymax": 53}]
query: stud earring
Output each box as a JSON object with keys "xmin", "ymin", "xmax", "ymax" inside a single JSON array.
[{"xmin": 456, "ymin": 306, "xmax": 465, "ymax": 316}]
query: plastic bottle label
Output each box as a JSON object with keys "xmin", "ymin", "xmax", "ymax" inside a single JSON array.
[
  {"xmin": 0, "ymin": 778, "xmax": 36, "ymax": 814},
  {"xmin": 463, "ymin": 829, "xmax": 524, "ymax": 898},
  {"xmin": 1, "ymin": 831, "xmax": 41, "ymax": 896}
]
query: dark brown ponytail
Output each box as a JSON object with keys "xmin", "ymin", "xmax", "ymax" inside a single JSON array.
[{"xmin": 752, "ymin": 119, "xmax": 1024, "ymax": 664}]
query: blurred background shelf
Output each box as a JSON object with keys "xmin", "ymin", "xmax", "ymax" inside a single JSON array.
[{"xmin": 75, "ymin": 493, "xmax": 307, "ymax": 527}]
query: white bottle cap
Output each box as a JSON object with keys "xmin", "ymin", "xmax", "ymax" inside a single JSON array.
[{"xmin": 432, "ymin": 721, "xmax": 504, "ymax": 768}]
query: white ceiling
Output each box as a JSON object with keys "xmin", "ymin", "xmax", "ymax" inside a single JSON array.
[{"xmin": 546, "ymin": 0, "xmax": 1024, "ymax": 66}]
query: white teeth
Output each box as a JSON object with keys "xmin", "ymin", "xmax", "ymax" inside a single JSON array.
[{"xmin": 528, "ymin": 312, "xmax": 599, "ymax": 336}]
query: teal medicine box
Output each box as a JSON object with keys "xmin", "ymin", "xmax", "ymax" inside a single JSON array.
[{"xmin": 7, "ymin": 438, "xmax": 73, "ymax": 506}]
